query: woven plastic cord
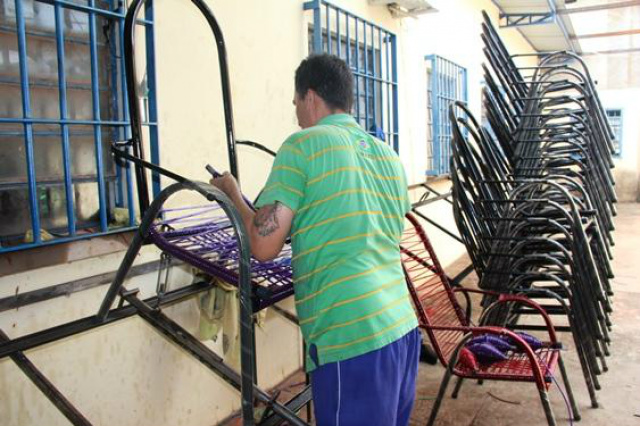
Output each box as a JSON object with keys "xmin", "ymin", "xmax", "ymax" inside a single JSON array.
[{"xmin": 150, "ymin": 203, "xmax": 294, "ymax": 311}]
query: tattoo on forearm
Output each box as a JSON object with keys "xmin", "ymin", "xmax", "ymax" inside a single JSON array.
[{"xmin": 253, "ymin": 202, "xmax": 281, "ymax": 237}]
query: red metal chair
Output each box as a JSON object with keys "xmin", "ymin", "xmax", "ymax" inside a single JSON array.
[{"xmin": 400, "ymin": 213, "xmax": 580, "ymax": 426}]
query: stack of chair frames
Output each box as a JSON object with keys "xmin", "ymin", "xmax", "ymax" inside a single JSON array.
[{"xmin": 447, "ymin": 12, "xmax": 618, "ymax": 409}]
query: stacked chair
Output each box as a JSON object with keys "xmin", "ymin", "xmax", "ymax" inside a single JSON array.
[{"xmin": 448, "ymin": 12, "xmax": 617, "ymax": 409}]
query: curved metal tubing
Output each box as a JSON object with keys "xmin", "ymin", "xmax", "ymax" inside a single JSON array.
[
  {"xmin": 97, "ymin": 181, "xmax": 262, "ymax": 425},
  {"xmin": 123, "ymin": 0, "xmax": 238, "ymax": 214}
]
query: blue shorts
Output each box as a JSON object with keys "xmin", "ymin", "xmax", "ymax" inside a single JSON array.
[{"xmin": 310, "ymin": 328, "xmax": 421, "ymax": 426}]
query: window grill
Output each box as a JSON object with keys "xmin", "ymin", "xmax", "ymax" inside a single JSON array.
[
  {"xmin": 0, "ymin": 0, "xmax": 159, "ymax": 252},
  {"xmin": 304, "ymin": 0, "xmax": 399, "ymax": 152},
  {"xmin": 425, "ymin": 54, "xmax": 467, "ymax": 176}
]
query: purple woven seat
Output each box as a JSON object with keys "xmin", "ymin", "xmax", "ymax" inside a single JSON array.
[{"xmin": 150, "ymin": 204, "xmax": 293, "ymax": 311}]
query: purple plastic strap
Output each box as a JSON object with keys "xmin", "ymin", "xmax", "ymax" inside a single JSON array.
[
  {"xmin": 146, "ymin": 204, "xmax": 295, "ymax": 310},
  {"xmin": 466, "ymin": 342, "xmax": 508, "ymax": 364},
  {"xmin": 516, "ymin": 332, "xmax": 543, "ymax": 350},
  {"xmin": 467, "ymin": 335, "xmax": 515, "ymax": 353},
  {"xmin": 498, "ymin": 332, "xmax": 543, "ymax": 351}
]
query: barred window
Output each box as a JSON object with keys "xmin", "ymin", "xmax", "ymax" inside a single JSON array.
[
  {"xmin": 0, "ymin": 0, "xmax": 158, "ymax": 252},
  {"xmin": 425, "ymin": 55, "xmax": 467, "ymax": 176},
  {"xmin": 305, "ymin": 0, "xmax": 399, "ymax": 151}
]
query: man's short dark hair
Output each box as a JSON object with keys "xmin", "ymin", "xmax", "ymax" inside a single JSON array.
[{"xmin": 295, "ymin": 54, "xmax": 354, "ymax": 112}]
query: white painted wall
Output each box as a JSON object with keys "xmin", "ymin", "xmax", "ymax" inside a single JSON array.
[
  {"xmin": 394, "ymin": 0, "xmax": 538, "ymax": 184},
  {"xmin": 0, "ymin": 245, "xmax": 301, "ymax": 426},
  {"xmin": 583, "ymin": 50, "xmax": 640, "ymax": 202},
  {"xmin": 150, "ymin": 0, "xmax": 402, "ymax": 205},
  {"xmin": 596, "ymin": 88, "xmax": 640, "ymax": 202},
  {"xmin": 0, "ymin": 1, "xmax": 539, "ymax": 425},
  {"xmin": 579, "ymin": 8, "xmax": 640, "ymax": 201}
]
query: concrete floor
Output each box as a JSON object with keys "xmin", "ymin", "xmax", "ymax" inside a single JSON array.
[
  {"xmin": 410, "ymin": 203, "xmax": 640, "ymax": 426},
  {"xmin": 236, "ymin": 203, "xmax": 640, "ymax": 426}
]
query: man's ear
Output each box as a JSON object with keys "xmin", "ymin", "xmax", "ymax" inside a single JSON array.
[{"xmin": 305, "ymin": 89, "xmax": 318, "ymax": 104}]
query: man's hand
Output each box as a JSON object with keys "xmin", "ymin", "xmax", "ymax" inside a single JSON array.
[{"xmin": 209, "ymin": 171, "xmax": 242, "ymax": 202}]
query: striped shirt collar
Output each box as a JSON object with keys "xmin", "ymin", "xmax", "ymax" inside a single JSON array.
[{"xmin": 317, "ymin": 113, "xmax": 359, "ymax": 128}]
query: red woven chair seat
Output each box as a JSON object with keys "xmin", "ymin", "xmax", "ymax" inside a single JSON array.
[{"xmin": 454, "ymin": 346, "xmax": 559, "ymax": 384}]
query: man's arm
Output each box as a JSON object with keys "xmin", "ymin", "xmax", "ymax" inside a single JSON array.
[{"xmin": 210, "ymin": 172, "xmax": 293, "ymax": 262}]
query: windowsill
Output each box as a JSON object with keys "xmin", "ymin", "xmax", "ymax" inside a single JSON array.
[{"xmin": 0, "ymin": 231, "xmax": 136, "ymax": 277}]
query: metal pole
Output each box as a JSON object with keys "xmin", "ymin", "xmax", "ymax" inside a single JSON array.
[{"xmin": 0, "ymin": 330, "xmax": 93, "ymax": 426}]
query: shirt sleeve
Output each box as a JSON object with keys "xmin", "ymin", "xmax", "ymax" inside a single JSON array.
[{"xmin": 255, "ymin": 139, "xmax": 308, "ymax": 212}]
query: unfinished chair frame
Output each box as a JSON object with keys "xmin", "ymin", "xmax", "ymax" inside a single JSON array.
[
  {"xmin": 105, "ymin": 1, "xmax": 312, "ymax": 425},
  {"xmin": 0, "ymin": 1, "xmax": 311, "ymax": 426}
]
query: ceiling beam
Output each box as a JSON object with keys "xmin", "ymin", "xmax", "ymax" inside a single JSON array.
[
  {"xmin": 548, "ymin": 0, "xmax": 581, "ymax": 53},
  {"xmin": 571, "ymin": 28, "xmax": 640, "ymax": 39},
  {"xmin": 499, "ymin": 12, "xmax": 555, "ymax": 28},
  {"xmin": 560, "ymin": 0, "xmax": 640, "ymax": 14}
]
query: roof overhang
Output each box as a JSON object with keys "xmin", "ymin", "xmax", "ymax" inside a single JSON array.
[{"xmin": 492, "ymin": 0, "xmax": 582, "ymax": 54}]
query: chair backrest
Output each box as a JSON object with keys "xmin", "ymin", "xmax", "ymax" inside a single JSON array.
[{"xmin": 401, "ymin": 213, "xmax": 469, "ymax": 366}]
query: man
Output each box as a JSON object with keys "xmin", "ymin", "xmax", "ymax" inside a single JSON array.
[{"xmin": 211, "ymin": 54, "xmax": 419, "ymax": 426}]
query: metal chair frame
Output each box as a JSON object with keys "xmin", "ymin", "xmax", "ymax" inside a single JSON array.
[{"xmin": 401, "ymin": 213, "xmax": 580, "ymax": 426}]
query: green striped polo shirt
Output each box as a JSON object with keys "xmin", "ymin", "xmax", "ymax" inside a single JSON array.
[{"xmin": 255, "ymin": 113, "xmax": 418, "ymax": 371}]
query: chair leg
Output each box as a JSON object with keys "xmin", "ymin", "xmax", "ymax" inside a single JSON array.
[
  {"xmin": 558, "ymin": 354, "xmax": 581, "ymax": 421},
  {"xmin": 451, "ymin": 377, "xmax": 464, "ymax": 399},
  {"xmin": 576, "ymin": 338, "xmax": 600, "ymax": 408},
  {"xmin": 427, "ymin": 367, "xmax": 455, "ymax": 426},
  {"xmin": 570, "ymin": 320, "xmax": 600, "ymax": 407},
  {"xmin": 538, "ymin": 388, "xmax": 558, "ymax": 426},
  {"xmin": 598, "ymin": 341, "xmax": 610, "ymax": 372}
]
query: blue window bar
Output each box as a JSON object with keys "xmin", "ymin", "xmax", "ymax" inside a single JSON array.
[
  {"xmin": 304, "ymin": 0, "xmax": 399, "ymax": 152},
  {"xmin": 425, "ymin": 55, "xmax": 467, "ymax": 176},
  {"xmin": 0, "ymin": 0, "xmax": 159, "ymax": 253}
]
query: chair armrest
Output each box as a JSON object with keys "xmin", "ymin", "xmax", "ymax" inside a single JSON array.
[
  {"xmin": 514, "ymin": 287, "xmax": 571, "ymax": 315},
  {"xmin": 452, "ymin": 287, "xmax": 560, "ymax": 344},
  {"xmin": 479, "ymin": 294, "xmax": 559, "ymax": 344}
]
